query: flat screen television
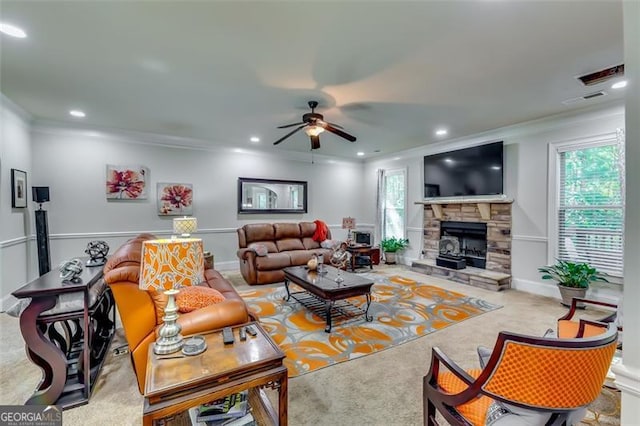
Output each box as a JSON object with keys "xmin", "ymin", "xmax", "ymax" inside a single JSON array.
[
  {"xmin": 352, "ymin": 231, "xmax": 372, "ymax": 246},
  {"xmin": 423, "ymin": 141, "xmax": 504, "ymax": 198}
]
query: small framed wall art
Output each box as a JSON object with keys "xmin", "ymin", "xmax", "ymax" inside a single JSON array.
[
  {"xmin": 157, "ymin": 182, "xmax": 193, "ymax": 215},
  {"xmin": 11, "ymin": 169, "xmax": 27, "ymax": 208},
  {"xmin": 106, "ymin": 164, "xmax": 149, "ymax": 200}
]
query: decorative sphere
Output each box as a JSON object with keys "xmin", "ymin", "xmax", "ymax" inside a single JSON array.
[
  {"xmin": 85, "ymin": 240, "xmax": 109, "ymax": 261},
  {"xmin": 307, "ymin": 257, "xmax": 318, "ymax": 271},
  {"xmin": 59, "ymin": 258, "xmax": 84, "ymax": 282}
]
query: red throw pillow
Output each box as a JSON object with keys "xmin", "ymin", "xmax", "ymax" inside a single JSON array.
[{"xmin": 176, "ymin": 286, "xmax": 226, "ymax": 313}]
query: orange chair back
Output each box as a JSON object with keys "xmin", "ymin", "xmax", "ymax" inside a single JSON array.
[{"xmin": 482, "ymin": 326, "xmax": 617, "ymax": 409}]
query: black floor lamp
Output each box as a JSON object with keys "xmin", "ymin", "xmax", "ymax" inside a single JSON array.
[{"xmin": 32, "ymin": 186, "xmax": 51, "ymax": 276}]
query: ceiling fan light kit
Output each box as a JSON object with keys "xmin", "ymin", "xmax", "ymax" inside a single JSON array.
[{"xmin": 273, "ymin": 100, "xmax": 356, "ymax": 150}]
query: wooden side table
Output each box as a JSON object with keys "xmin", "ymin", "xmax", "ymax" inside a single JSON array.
[
  {"xmin": 143, "ymin": 322, "xmax": 287, "ymax": 425},
  {"xmin": 12, "ymin": 260, "xmax": 115, "ymax": 409},
  {"xmin": 347, "ymin": 246, "xmax": 380, "ymax": 271}
]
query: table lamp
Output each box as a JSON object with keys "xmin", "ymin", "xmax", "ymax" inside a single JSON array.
[
  {"xmin": 173, "ymin": 216, "xmax": 198, "ymax": 238},
  {"xmin": 342, "ymin": 217, "xmax": 356, "ymax": 244},
  {"xmin": 139, "ymin": 238, "xmax": 204, "ymax": 355}
]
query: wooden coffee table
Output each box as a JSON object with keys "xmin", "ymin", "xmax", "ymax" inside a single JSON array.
[
  {"xmin": 283, "ymin": 265, "xmax": 375, "ymax": 332},
  {"xmin": 143, "ymin": 322, "xmax": 287, "ymax": 426}
]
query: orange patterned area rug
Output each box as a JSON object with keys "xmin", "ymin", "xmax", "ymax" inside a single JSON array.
[{"xmin": 240, "ymin": 274, "xmax": 501, "ymax": 377}]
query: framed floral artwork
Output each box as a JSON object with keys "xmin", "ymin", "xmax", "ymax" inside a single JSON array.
[
  {"xmin": 157, "ymin": 182, "xmax": 193, "ymax": 215},
  {"xmin": 106, "ymin": 165, "xmax": 149, "ymax": 200},
  {"xmin": 11, "ymin": 169, "xmax": 27, "ymax": 208}
]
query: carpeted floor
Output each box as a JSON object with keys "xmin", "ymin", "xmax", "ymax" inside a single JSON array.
[
  {"xmin": 240, "ymin": 273, "xmax": 501, "ymax": 377},
  {"xmin": 0, "ymin": 266, "xmax": 620, "ymax": 425}
]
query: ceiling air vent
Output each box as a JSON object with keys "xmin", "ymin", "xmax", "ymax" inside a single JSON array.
[
  {"xmin": 577, "ymin": 64, "xmax": 624, "ymax": 86},
  {"xmin": 562, "ymin": 91, "xmax": 607, "ymax": 105}
]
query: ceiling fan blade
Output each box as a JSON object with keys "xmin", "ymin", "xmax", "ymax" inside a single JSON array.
[
  {"xmin": 322, "ymin": 123, "xmax": 357, "ymax": 142},
  {"xmin": 326, "ymin": 121, "xmax": 344, "ymax": 129},
  {"xmin": 273, "ymin": 125, "xmax": 306, "ymax": 145},
  {"xmin": 277, "ymin": 122, "xmax": 305, "ymax": 129},
  {"xmin": 310, "ymin": 135, "xmax": 321, "ymax": 150}
]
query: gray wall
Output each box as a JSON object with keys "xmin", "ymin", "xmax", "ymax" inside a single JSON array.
[
  {"xmin": 364, "ymin": 102, "xmax": 624, "ymax": 301},
  {"xmin": 0, "ymin": 97, "xmax": 625, "ymax": 308},
  {"xmin": 1, "ymin": 118, "xmax": 367, "ymax": 308}
]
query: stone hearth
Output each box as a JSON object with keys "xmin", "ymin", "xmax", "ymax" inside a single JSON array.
[{"xmin": 412, "ymin": 199, "xmax": 513, "ymax": 291}]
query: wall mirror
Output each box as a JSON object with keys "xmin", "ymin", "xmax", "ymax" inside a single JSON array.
[{"xmin": 238, "ymin": 177, "xmax": 307, "ymax": 214}]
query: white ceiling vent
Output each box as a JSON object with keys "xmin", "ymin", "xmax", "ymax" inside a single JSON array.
[
  {"xmin": 562, "ymin": 91, "xmax": 608, "ymax": 105},
  {"xmin": 577, "ymin": 64, "xmax": 624, "ymax": 86}
]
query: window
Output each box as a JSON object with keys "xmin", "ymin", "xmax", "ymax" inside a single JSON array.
[
  {"xmin": 550, "ymin": 130, "xmax": 625, "ymax": 277},
  {"xmin": 380, "ymin": 168, "xmax": 407, "ymax": 240}
]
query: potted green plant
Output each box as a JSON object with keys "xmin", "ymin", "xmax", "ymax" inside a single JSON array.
[
  {"xmin": 380, "ymin": 237, "xmax": 409, "ymax": 264},
  {"xmin": 538, "ymin": 260, "xmax": 608, "ymax": 307}
]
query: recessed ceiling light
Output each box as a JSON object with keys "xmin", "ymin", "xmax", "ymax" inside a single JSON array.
[
  {"xmin": 435, "ymin": 129, "xmax": 448, "ymax": 136},
  {"xmin": 491, "ymin": 165, "xmax": 501, "ymax": 170},
  {"xmin": 356, "ymin": 152, "xmax": 365, "ymax": 156},
  {"xmin": 444, "ymin": 158, "xmax": 453, "ymax": 163},
  {"xmin": 250, "ymin": 136, "xmax": 260, "ymax": 143},
  {"xmin": 69, "ymin": 110, "xmax": 86, "ymax": 118},
  {"xmin": 0, "ymin": 22, "xmax": 27, "ymax": 38},
  {"xmin": 611, "ymin": 80, "xmax": 627, "ymax": 89}
]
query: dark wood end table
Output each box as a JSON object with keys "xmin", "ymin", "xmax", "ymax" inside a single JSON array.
[
  {"xmin": 283, "ymin": 265, "xmax": 374, "ymax": 332},
  {"xmin": 12, "ymin": 259, "xmax": 115, "ymax": 409},
  {"xmin": 143, "ymin": 322, "xmax": 287, "ymax": 426}
]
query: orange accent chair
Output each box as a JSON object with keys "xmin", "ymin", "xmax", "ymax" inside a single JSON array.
[
  {"xmin": 103, "ymin": 234, "xmax": 250, "ymax": 394},
  {"xmin": 423, "ymin": 323, "xmax": 618, "ymax": 426},
  {"xmin": 557, "ymin": 297, "xmax": 621, "ymax": 339}
]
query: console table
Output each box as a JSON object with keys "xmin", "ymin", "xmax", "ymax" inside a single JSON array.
[{"xmin": 12, "ymin": 260, "xmax": 115, "ymax": 409}]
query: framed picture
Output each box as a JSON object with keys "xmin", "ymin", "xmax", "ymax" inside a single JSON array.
[
  {"xmin": 157, "ymin": 182, "xmax": 193, "ymax": 215},
  {"xmin": 106, "ymin": 164, "xmax": 149, "ymax": 200},
  {"xmin": 11, "ymin": 169, "xmax": 27, "ymax": 208}
]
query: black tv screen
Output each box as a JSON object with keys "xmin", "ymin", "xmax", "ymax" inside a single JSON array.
[{"xmin": 423, "ymin": 141, "xmax": 503, "ymax": 198}]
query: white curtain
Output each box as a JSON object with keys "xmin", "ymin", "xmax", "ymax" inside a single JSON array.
[{"xmin": 375, "ymin": 169, "xmax": 386, "ymax": 245}]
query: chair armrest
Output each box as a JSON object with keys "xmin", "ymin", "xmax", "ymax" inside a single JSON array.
[
  {"xmin": 237, "ymin": 248, "xmax": 257, "ymax": 261},
  {"xmin": 430, "ymin": 347, "xmax": 475, "ymax": 385},
  {"xmin": 174, "ymin": 299, "xmax": 249, "ymax": 336},
  {"xmin": 559, "ymin": 297, "xmax": 617, "ymax": 321}
]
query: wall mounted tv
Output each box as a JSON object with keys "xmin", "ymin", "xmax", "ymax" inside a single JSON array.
[{"xmin": 423, "ymin": 141, "xmax": 504, "ymax": 198}]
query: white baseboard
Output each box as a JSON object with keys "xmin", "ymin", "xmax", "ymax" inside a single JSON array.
[{"xmin": 215, "ymin": 260, "xmax": 240, "ymax": 272}]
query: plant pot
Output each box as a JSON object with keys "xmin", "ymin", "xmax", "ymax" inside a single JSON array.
[
  {"xmin": 384, "ymin": 251, "xmax": 397, "ymax": 264},
  {"xmin": 558, "ymin": 285, "xmax": 587, "ymax": 308}
]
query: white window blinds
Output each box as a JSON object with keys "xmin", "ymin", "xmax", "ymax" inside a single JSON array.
[{"xmin": 557, "ymin": 131, "xmax": 625, "ymax": 276}]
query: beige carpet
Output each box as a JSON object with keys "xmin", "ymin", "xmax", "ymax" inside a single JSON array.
[{"xmin": 0, "ymin": 266, "xmax": 619, "ymax": 425}]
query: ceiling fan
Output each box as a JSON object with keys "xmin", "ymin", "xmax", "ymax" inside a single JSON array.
[{"xmin": 273, "ymin": 101, "xmax": 356, "ymax": 150}]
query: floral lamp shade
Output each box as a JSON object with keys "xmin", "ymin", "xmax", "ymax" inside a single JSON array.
[
  {"xmin": 173, "ymin": 217, "xmax": 198, "ymax": 237},
  {"xmin": 342, "ymin": 217, "xmax": 356, "ymax": 230},
  {"xmin": 139, "ymin": 238, "xmax": 204, "ymax": 291}
]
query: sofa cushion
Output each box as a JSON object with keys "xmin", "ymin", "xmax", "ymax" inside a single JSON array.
[
  {"xmin": 255, "ymin": 252, "xmax": 292, "ymax": 270},
  {"xmin": 288, "ymin": 250, "xmax": 316, "ymax": 266},
  {"xmin": 302, "ymin": 237, "xmax": 321, "ymax": 249},
  {"xmin": 276, "ymin": 238, "xmax": 305, "ymax": 252},
  {"xmin": 274, "ymin": 223, "xmax": 301, "ymax": 239},
  {"xmin": 243, "ymin": 223, "xmax": 275, "ymax": 244},
  {"xmin": 176, "ymin": 286, "xmax": 225, "ymax": 313},
  {"xmin": 299, "ymin": 222, "xmax": 317, "ymax": 237}
]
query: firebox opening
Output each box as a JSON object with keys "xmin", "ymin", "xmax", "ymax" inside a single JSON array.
[{"xmin": 440, "ymin": 221, "xmax": 487, "ymax": 268}]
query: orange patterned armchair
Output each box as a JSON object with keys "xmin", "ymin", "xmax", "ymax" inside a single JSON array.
[{"xmin": 423, "ymin": 322, "xmax": 618, "ymax": 426}]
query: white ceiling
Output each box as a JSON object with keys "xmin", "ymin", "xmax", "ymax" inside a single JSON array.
[{"xmin": 0, "ymin": 1, "xmax": 624, "ymax": 159}]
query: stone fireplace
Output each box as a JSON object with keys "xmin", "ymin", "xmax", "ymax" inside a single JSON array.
[{"xmin": 412, "ymin": 199, "xmax": 513, "ymax": 291}]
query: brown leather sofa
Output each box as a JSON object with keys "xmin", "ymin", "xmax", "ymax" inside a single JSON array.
[
  {"xmin": 103, "ymin": 233, "xmax": 250, "ymax": 394},
  {"xmin": 237, "ymin": 222, "xmax": 333, "ymax": 285}
]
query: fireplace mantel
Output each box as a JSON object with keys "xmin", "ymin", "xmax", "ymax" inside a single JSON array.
[{"xmin": 414, "ymin": 198, "xmax": 513, "ymax": 220}]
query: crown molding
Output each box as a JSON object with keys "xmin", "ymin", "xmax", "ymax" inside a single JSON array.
[
  {"xmin": 0, "ymin": 93, "xmax": 33, "ymax": 123},
  {"xmin": 31, "ymin": 119, "xmax": 362, "ymax": 167},
  {"xmin": 367, "ymin": 100, "xmax": 625, "ymax": 164}
]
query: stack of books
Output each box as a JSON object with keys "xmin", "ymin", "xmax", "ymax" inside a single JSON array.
[{"xmin": 188, "ymin": 391, "xmax": 255, "ymax": 426}]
